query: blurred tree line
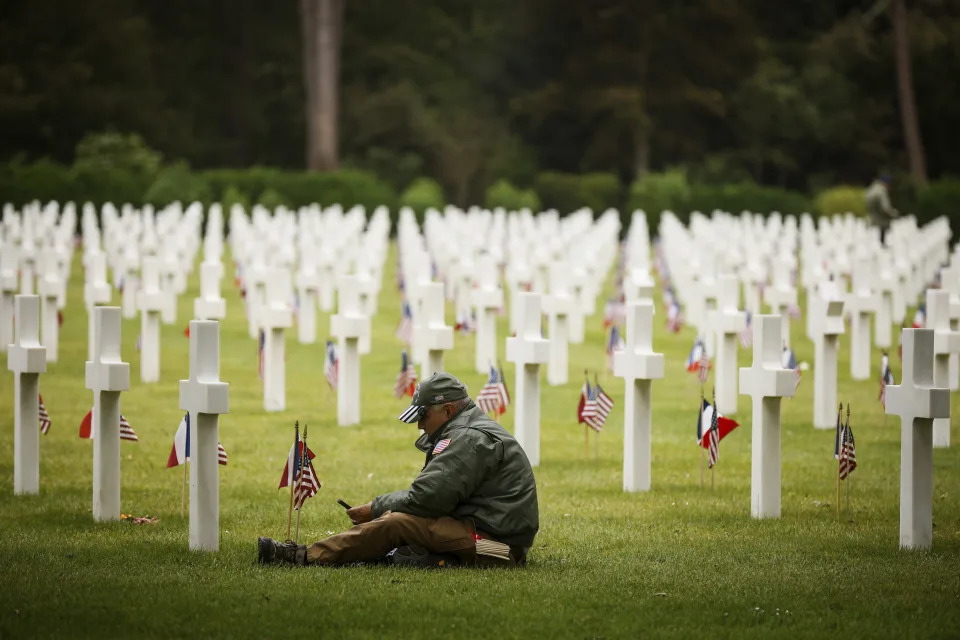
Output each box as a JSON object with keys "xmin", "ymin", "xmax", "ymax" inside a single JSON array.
[{"xmin": 1, "ymin": 0, "xmax": 959, "ymax": 211}]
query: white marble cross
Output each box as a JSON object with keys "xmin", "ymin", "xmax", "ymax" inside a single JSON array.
[
  {"xmin": 83, "ymin": 252, "xmax": 111, "ymax": 360},
  {"xmin": 0, "ymin": 242, "xmax": 18, "ymax": 349},
  {"xmin": 613, "ymin": 301, "xmax": 664, "ymax": 492},
  {"xmin": 506, "ymin": 292, "xmax": 550, "ymax": 467},
  {"xmin": 138, "ymin": 257, "xmax": 166, "ymax": 383},
  {"xmin": 417, "ymin": 281, "xmax": 453, "ymax": 379},
  {"xmin": 261, "ymin": 266, "xmax": 293, "ymax": 412},
  {"xmin": 926, "ymin": 289, "xmax": 960, "ymax": 448},
  {"xmin": 885, "ymin": 328, "xmax": 951, "ymax": 549},
  {"xmin": 331, "ymin": 274, "xmax": 370, "ymax": 426},
  {"xmin": 847, "ymin": 257, "xmax": 879, "ymax": 380},
  {"xmin": 811, "ymin": 280, "xmax": 846, "ymax": 428},
  {"xmin": 763, "ymin": 263, "xmax": 796, "ymax": 346},
  {"xmin": 179, "ymin": 320, "xmax": 229, "ymax": 551},
  {"xmin": 294, "ymin": 261, "xmax": 319, "ymax": 344},
  {"xmin": 543, "ymin": 262, "xmax": 573, "ymax": 386},
  {"xmin": 121, "ymin": 247, "xmax": 140, "ymax": 320},
  {"xmin": 194, "ymin": 261, "xmax": 226, "ymax": 321},
  {"xmin": 739, "ymin": 315, "xmax": 797, "ymax": 519},
  {"xmin": 473, "ymin": 254, "xmax": 503, "ymax": 374},
  {"xmin": 939, "ymin": 263, "xmax": 960, "ymax": 391},
  {"xmin": 7, "ymin": 295, "xmax": 46, "ymax": 494},
  {"xmin": 37, "ymin": 252, "xmax": 61, "ymax": 363},
  {"xmin": 84, "ymin": 306, "xmax": 130, "ymax": 521},
  {"xmin": 711, "ymin": 274, "xmax": 746, "ymax": 415}
]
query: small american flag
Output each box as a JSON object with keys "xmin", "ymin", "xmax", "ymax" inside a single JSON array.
[
  {"xmin": 257, "ymin": 329, "xmax": 265, "ymax": 380},
  {"xmin": 782, "ymin": 345, "xmax": 801, "ymax": 391},
  {"xmin": 476, "ymin": 365, "xmax": 509, "ymax": 416},
  {"xmin": 78, "ymin": 409, "xmax": 137, "ymax": 441},
  {"xmin": 432, "ymin": 438, "xmax": 451, "ymax": 455},
  {"xmin": 786, "ymin": 303, "xmax": 801, "ymax": 319},
  {"xmin": 607, "ymin": 325, "xmax": 624, "ymax": 373},
  {"xmin": 393, "ymin": 351, "xmax": 417, "ymax": 399},
  {"xmin": 912, "ymin": 304, "xmax": 926, "ymax": 329},
  {"xmin": 38, "ymin": 394, "xmax": 51, "ymax": 435},
  {"xmin": 577, "ymin": 380, "xmax": 592, "ymax": 424},
  {"xmin": 738, "ymin": 311, "xmax": 753, "ymax": 348},
  {"xmin": 666, "ymin": 298, "xmax": 683, "ymax": 333},
  {"xmin": 838, "ymin": 420, "xmax": 857, "ymax": 480},
  {"xmin": 120, "ymin": 414, "xmax": 138, "ymax": 442},
  {"xmin": 584, "ymin": 383, "xmax": 614, "ymax": 432},
  {"xmin": 686, "ymin": 338, "xmax": 709, "ymax": 383},
  {"xmin": 293, "ymin": 458, "xmax": 320, "ymax": 510},
  {"xmin": 324, "ymin": 340, "xmax": 339, "ymax": 390},
  {"xmin": 879, "ymin": 353, "xmax": 894, "ymax": 407},
  {"xmin": 395, "ymin": 301, "xmax": 413, "ymax": 344},
  {"xmin": 707, "ymin": 400, "xmax": 720, "ymax": 469}
]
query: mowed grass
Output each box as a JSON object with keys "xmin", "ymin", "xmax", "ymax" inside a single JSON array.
[{"xmin": 1, "ymin": 239, "xmax": 958, "ymax": 639}]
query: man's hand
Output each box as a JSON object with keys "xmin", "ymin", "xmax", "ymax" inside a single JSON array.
[{"xmin": 346, "ymin": 503, "xmax": 373, "ymax": 525}]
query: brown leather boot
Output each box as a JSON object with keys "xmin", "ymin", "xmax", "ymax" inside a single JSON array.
[{"xmin": 257, "ymin": 537, "xmax": 307, "ymax": 566}]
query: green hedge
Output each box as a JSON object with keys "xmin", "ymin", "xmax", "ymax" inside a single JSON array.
[
  {"xmin": 399, "ymin": 177, "xmax": 445, "ymax": 219},
  {"xmin": 485, "ymin": 179, "xmax": 541, "ymax": 212},
  {"xmin": 814, "ymin": 186, "xmax": 866, "ymax": 217},
  {"xmin": 0, "ymin": 161, "xmax": 398, "ymax": 213},
  {"xmin": 535, "ymin": 171, "xmax": 621, "ymax": 214},
  {"xmin": 916, "ymin": 178, "xmax": 960, "ymax": 233}
]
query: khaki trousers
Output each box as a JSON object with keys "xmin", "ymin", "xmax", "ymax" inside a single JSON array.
[{"xmin": 306, "ymin": 511, "xmax": 478, "ymax": 565}]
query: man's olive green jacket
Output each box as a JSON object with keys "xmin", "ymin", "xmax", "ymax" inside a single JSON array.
[{"xmin": 371, "ymin": 401, "xmax": 539, "ymax": 548}]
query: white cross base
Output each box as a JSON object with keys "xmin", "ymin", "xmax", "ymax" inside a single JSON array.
[
  {"xmin": 885, "ymin": 328, "xmax": 951, "ymax": 549},
  {"xmin": 739, "ymin": 315, "xmax": 796, "ymax": 519},
  {"xmin": 7, "ymin": 295, "xmax": 46, "ymax": 494},
  {"xmin": 613, "ymin": 301, "xmax": 664, "ymax": 492},
  {"xmin": 84, "ymin": 307, "xmax": 130, "ymax": 521},
  {"xmin": 179, "ymin": 320, "xmax": 229, "ymax": 551},
  {"xmin": 506, "ymin": 292, "xmax": 550, "ymax": 466}
]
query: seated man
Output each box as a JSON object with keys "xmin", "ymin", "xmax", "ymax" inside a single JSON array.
[{"xmin": 258, "ymin": 372, "xmax": 539, "ymax": 568}]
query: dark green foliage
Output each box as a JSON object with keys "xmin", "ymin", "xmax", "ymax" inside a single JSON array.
[
  {"xmin": 73, "ymin": 131, "xmax": 162, "ymax": 178},
  {"xmin": 220, "ymin": 185, "xmax": 250, "ymax": 213},
  {"xmin": 143, "ymin": 162, "xmax": 212, "ymax": 207},
  {"xmin": 485, "ymin": 179, "xmax": 541, "ymax": 212},
  {"xmin": 535, "ymin": 172, "xmax": 621, "ymax": 215},
  {"xmin": 686, "ymin": 183, "xmax": 813, "ymax": 217},
  {"xmin": 399, "ymin": 177, "xmax": 445, "ymax": 216},
  {"xmin": 916, "ymin": 178, "xmax": 960, "ymax": 231},
  {"xmin": 626, "ymin": 170, "xmax": 692, "ymax": 231},
  {"xmin": 256, "ymin": 188, "xmax": 288, "ymax": 211},
  {"xmin": 270, "ymin": 170, "xmax": 398, "ymax": 210},
  {"xmin": 814, "ymin": 186, "xmax": 866, "ymax": 217},
  {"xmin": 0, "ymin": 160, "xmax": 77, "ymax": 207}
]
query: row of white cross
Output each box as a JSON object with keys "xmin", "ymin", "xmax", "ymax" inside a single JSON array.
[{"xmin": 8, "ymin": 293, "xmax": 228, "ymax": 551}]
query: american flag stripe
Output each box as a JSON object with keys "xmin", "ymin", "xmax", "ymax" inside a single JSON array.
[
  {"xmin": 293, "ymin": 459, "xmax": 320, "ymax": 510},
  {"xmin": 433, "ymin": 439, "xmax": 451, "ymax": 454},
  {"xmin": 120, "ymin": 414, "xmax": 138, "ymax": 442},
  {"xmin": 38, "ymin": 395, "xmax": 51, "ymax": 435},
  {"xmin": 217, "ymin": 442, "xmax": 228, "ymax": 466}
]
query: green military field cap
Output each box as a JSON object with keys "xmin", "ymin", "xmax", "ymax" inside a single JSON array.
[{"xmin": 397, "ymin": 372, "xmax": 469, "ymax": 423}]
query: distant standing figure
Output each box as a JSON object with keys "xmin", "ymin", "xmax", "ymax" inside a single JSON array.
[{"xmin": 865, "ymin": 174, "xmax": 899, "ymax": 243}]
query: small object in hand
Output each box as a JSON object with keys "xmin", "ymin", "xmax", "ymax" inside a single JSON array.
[{"xmin": 337, "ymin": 499, "xmax": 352, "ymax": 510}]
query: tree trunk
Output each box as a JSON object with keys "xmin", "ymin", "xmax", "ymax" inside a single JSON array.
[
  {"xmin": 892, "ymin": 0, "xmax": 927, "ymax": 186},
  {"xmin": 300, "ymin": 0, "xmax": 343, "ymax": 171}
]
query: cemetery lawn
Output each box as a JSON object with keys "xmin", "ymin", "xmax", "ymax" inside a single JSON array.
[{"xmin": 1, "ymin": 242, "xmax": 959, "ymax": 640}]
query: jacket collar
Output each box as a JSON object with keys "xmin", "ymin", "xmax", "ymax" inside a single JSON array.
[{"xmin": 414, "ymin": 400, "xmax": 476, "ymax": 452}]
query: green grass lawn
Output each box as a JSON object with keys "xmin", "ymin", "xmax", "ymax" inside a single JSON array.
[{"xmin": 1, "ymin": 240, "xmax": 958, "ymax": 639}]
